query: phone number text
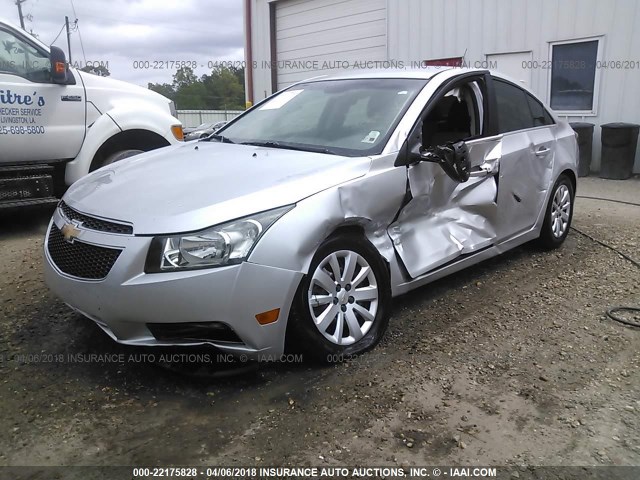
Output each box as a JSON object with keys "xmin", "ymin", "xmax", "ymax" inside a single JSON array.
[{"xmin": 0, "ymin": 125, "xmax": 45, "ymax": 135}]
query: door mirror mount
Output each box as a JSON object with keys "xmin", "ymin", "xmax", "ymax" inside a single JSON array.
[
  {"xmin": 49, "ymin": 46, "xmax": 68, "ymax": 84},
  {"xmin": 419, "ymin": 140, "xmax": 471, "ymax": 183}
]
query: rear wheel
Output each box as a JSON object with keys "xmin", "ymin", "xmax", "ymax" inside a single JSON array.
[
  {"xmin": 288, "ymin": 234, "xmax": 391, "ymax": 362},
  {"xmin": 537, "ymin": 175, "xmax": 574, "ymax": 249}
]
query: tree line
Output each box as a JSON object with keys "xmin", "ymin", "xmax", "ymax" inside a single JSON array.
[
  {"xmin": 78, "ymin": 63, "xmax": 246, "ymax": 111},
  {"xmin": 148, "ymin": 65, "xmax": 245, "ymax": 111}
]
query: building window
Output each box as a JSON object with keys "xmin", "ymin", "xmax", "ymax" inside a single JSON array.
[{"xmin": 549, "ymin": 39, "xmax": 600, "ymax": 113}]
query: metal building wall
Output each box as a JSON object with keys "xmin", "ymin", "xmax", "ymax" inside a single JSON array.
[
  {"xmin": 247, "ymin": 0, "xmax": 640, "ymax": 172},
  {"xmin": 387, "ymin": 0, "xmax": 640, "ymax": 172},
  {"xmin": 246, "ymin": 0, "xmax": 387, "ymax": 101},
  {"xmin": 274, "ymin": 0, "xmax": 387, "ymax": 88},
  {"xmin": 245, "ymin": 0, "xmax": 275, "ymax": 102}
]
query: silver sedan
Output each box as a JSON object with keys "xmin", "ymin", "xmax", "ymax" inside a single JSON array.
[{"xmin": 44, "ymin": 68, "xmax": 578, "ymax": 361}]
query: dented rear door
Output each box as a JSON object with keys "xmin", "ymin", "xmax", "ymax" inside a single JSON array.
[{"xmin": 494, "ymin": 127, "xmax": 555, "ymax": 240}]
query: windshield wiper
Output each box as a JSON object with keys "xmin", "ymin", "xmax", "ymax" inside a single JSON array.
[
  {"xmin": 204, "ymin": 134, "xmax": 235, "ymax": 144},
  {"xmin": 241, "ymin": 141, "xmax": 337, "ymax": 155}
]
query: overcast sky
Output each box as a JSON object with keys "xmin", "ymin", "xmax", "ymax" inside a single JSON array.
[{"xmin": 1, "ymin": 0, "xmax": 244, "ymax": 86}]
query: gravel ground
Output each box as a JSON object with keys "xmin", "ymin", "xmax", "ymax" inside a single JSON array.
[{"xmin": 0, "ymin": 178, "xmax": 639, "ymax": 472}]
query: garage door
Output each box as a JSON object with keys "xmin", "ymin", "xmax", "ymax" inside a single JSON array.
[{"xmin": 275, "ymin": 0, "xmax": 387, "ymax": 89}]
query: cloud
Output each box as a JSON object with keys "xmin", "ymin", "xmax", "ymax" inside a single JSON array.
[{"xmin": 3, "ymin": 0, "xmax": 244, "ymax": 85}]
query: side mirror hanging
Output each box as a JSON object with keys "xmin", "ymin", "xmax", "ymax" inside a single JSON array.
[{"xmin": 420, "ymin": 140, "xmax": 471, "ymax": 183}]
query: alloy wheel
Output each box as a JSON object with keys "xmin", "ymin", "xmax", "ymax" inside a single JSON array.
[
  {"xmin": 550, "ymin": 184, "xmax": 571, "ymax": 238},
  {"xmin": 307, "ymin": 250, "xmax": 379, "ymax": 346}
]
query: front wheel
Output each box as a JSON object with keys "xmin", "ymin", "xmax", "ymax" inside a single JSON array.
[
  {"xmin": 537, "ymin": 175, "xmax": 574, "ymax": 249},
  {"xmin": 287, "ymin": 234, "xmax": 391, "ymax": 362}
]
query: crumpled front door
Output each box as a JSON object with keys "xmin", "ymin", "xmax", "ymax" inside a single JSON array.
[{"xmin": 388, "ymin": 137, "xmax": 502, "ymax": 278}]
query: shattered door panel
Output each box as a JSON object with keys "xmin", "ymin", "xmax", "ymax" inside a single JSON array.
[{"xmin": 389, "ymin": 138, "xmax": 501, "ymax": 279}]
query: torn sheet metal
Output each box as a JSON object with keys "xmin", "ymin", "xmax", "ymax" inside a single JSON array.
[{"xmin": 389, "ymin": 138, "xmax": 501, "ymax": 278}]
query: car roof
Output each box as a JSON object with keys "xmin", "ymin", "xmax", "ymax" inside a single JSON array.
[
  {"xmin": 296, "ymin": 67, "xmax": 522, "ymax": 84},
  {"xmin": 295, "ymin": 68, "xmax": 541, "ymax": 99},
  {"xmin": 301, "ymin": 67, "xmax": 455, "ymax": 82}
]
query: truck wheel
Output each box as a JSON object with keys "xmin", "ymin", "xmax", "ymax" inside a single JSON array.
[{"xmin": 102, "ymin": 149, "xmax": 144, "ymax": 166}]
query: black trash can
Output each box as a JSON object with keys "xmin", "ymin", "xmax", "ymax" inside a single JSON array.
[
  {"xmin": 600, "ymin": 122, "xmax": 640, "ymax": 180},
  {"xmin": 570, "ymin": 122, "xmax": 594, "ymax": 177}
]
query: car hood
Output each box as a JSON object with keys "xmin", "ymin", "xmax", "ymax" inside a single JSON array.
[{"xmin": 64, "ymin": 142, "xmax": 371, "ymax": 234}]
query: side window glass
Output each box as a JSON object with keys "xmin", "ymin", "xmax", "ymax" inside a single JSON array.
[
  {"xmin": 526, "ymin": 93, "xmax": 554, "ymax": 127},
  {"xmin": 493, "ymin": 80, "xmax": 534, "ymax": 133},
  {"xmin": 422, "ymin": 82, "xmax": 482, "ymax": 148},
  {"xmin": 0, "ymin": 28, "xmax": 50, "ymax": 82}
]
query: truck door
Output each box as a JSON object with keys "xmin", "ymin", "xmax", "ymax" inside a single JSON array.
[{"xmin": 0, "ymin": 25, "xmax": 85, "ymax": 163}]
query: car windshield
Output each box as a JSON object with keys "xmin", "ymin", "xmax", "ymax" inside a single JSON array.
[{"xmin": 217, "ymin": 78, "xmax": 427, "ymax": 156}]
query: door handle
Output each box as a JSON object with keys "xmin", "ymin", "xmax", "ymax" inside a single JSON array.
[
  {"xmin": 469, "ymin": 159, "xmax": 499, "ymax": 177},
  {"xmin": 535, "ymin": 146, "xmax": 551, "ymax": 157}
]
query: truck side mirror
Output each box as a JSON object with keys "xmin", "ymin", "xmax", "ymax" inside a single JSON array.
[{"xmin": 49, "ymin": 46, "xmax": 68, "ymax": 84}]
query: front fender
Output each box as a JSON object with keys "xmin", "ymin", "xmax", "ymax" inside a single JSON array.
[
  {"xmin": 249, "ymin": 155, "xmax": 406, "ymax": 274},
  {"xmin": 64, "ymin": 104, "xmax": 182, "ymax": 185},
  {"xmin": 106, "ymin": 103, "xmax": 181, "ymax": 142}
]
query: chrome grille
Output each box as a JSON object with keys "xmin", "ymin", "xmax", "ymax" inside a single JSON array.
[{"xmin": 59, "ymin": 201, "xmax": 133, "ymax": 235}]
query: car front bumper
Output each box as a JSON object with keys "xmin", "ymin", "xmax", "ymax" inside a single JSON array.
[{"xmin": 43, "ymin": 210, "xmax": 303, "ymax": 359}]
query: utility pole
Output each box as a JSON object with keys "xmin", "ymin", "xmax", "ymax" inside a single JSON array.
[
  {"xmin": 15, "ymin": 0, "xmax": 27, "ymax": 30},
  {"xmin": 65, "ymin": 16, "xmax": 72, "ymax": 63}
]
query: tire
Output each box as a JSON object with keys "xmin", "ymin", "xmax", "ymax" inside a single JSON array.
[
  {"xmin": 537, "ymin": 174, "xmax": 574, "ymax": 249},
  {"xmin": 287, "ymin": 233, "xmax": 391, "ymax": 362},
  {"xmin": 101, "ymin": 149, "xmax": 144, "ymax": 167}
]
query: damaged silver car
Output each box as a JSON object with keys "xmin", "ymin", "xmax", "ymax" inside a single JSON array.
[{"xmin": 44, "ymin": 68, "xmax": 578, "ymax": 361}]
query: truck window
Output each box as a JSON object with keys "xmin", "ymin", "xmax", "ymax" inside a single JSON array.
[{"xmin": 0, "ymin": 28, "xmax": 50, "ymax": 82}]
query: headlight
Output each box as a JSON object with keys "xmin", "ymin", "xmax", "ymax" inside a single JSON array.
[{"xmin": 144, "ymin": 206, "xmax": 293, "ymax": 273}]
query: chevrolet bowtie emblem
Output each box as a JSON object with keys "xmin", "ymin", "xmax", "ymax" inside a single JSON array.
[{"xmin": 61, "ymin": 223, "xmax": 81, "ymax": 243}]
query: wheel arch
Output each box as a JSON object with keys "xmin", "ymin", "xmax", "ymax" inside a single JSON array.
[
  {"xmin": 322, "ymin": 219, "xmax": 392, "ymax": 272},
  {"xmin": 284, "ymin": 221, "xmax": 393, "ymax": 360},
  {"xmin": 559, "ymin": 168, "xmax": 577, "ymax": 194},
  {"xmin": 89, "ymin": 129, "xmax": 171, "ymax": 172}
]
